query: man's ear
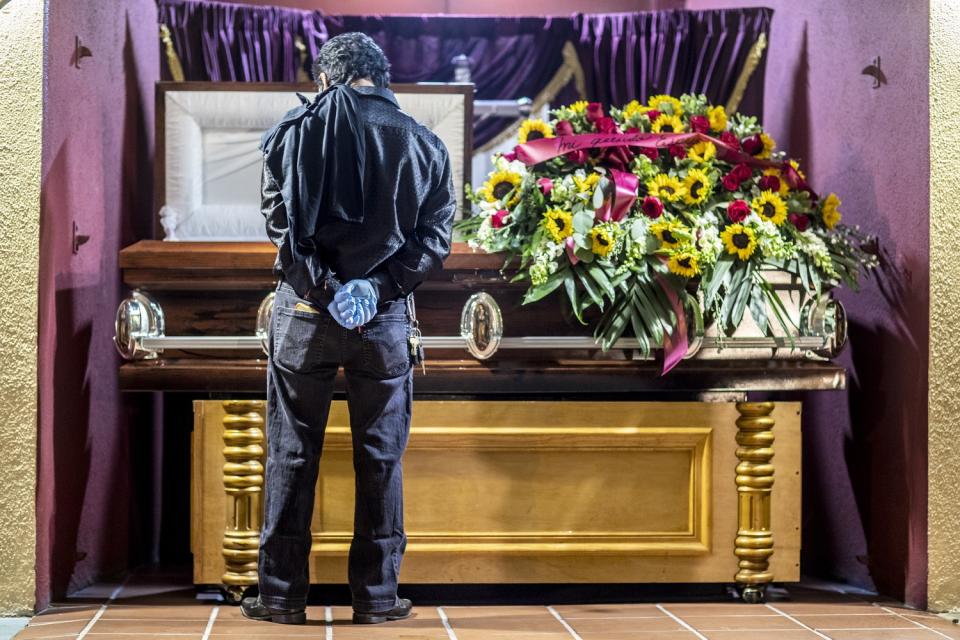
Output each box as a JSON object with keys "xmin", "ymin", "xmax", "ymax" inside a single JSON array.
[{"xmin": 318, "ymin": 72, "xmax": 329, "ymax": 91}]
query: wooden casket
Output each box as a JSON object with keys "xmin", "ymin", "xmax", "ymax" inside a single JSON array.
[{"xmin": 116, "ymin": 82, "xmax": 847, "ymax": 604}]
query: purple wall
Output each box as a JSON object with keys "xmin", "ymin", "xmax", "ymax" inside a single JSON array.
[
  {"xmin": 36, "ymin": 0, "xmax": 159, "ymax": 608},
  {"xmin": 685, "ymin": 0, "xmax": 930, "ymax": 606}
]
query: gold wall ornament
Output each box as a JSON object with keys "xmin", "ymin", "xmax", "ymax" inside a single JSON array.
[
  {"xmin": 159, "ymin": 24, "xmax": 185, "ymax": 82},
  {"xmin": 725, "ymin": 32, "xmax": 768, "ymax": 115},
  {"xmin": 220, "ymin": 400, "xmax": 265, "ymax": 603},
  {"xmin": 734, "ymin": 401, "xmax": 776, "ymax": 603}
]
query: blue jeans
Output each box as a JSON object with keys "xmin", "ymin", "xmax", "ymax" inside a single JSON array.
[{"xmin": 258, "ymin": 281, "xmax": 412, "ymax": 613}]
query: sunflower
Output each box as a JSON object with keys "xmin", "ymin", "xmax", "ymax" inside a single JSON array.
[
  {"xmin": 752, "ymin": 190, "xmax": 788, "ymax": 226},
  {"xmin": 650, "ymin": 219, "xmax": 687, "ymax": 248},
  {"xmin": 762, "ymin": 167, "xmax": 790, "ymax": 195},
  {"xmin": 647, "ymin": 94, "xmax": 684, "ymax": 115},
  {"xmin": 518, "ymin": 118, "xmax": 555, "ymax": 144},
  {"xmin": 688, "ymin": 141, "xmax": 717, "ymax": 164},
  {"xmin": 543, "ymin": 208, "xmax": 574, "ymax": 241},
  {"xmin": 651, "ymin": 114, "xmax": 685, "ymax": 134},
  {"xmin": 622, "ymin": 100, "xmax": 649, "ymax": 119},
  {"xmin": 668, "ymin": 249, "xmax": 701, "ymax": 278},
  {"xmin": 482, "ymin": 170, "xmax": 522, "ymax": 207},
  {"xmin": 821, "ymin": 193, "xmax": 842, "ymax": 229},
  {"xmin": 682, "ymin": 169, "xmax": 712, "ymax": 206},
  {"xmin": 568, "ymin": 100, "xmax": 589, "ymax": 114},
  {"xmin": 573, "ymin": 172, "xmax": 601, "ymax": 194},
  {"xmin": 707, "ymin": 105, "xmax": 728, "ymax": 131},
  {"xmin": 721, "ymin": 224, "xmax": 757, "ymax": 261},
  {"xmin": 646, "ymin": 174, "xmax": 686, "ymax": 203},
  {"xmin": 757, "ymin": 132, "xmax": 776, "ymax": 159},
  {"xmin": 590, "ymin": 226, "xmax": 615, "ymax": 257}
]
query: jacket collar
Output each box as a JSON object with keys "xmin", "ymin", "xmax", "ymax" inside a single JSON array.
[{"xmin": 353, "ymin": 85, "xmax": 400, "ymax": 108}]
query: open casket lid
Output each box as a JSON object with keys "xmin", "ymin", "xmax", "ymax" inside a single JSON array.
[{"xmin": 154, "ymin": 81, "xmax": 473, "ymax": 241}]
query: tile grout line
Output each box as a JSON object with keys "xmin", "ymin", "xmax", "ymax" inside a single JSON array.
[
  {"xmin": 874, "ymin": 604, "xmax": 954, "ymax": 640},
  {"xmin": 76, "ymin": 578, "xmax": 128, "ymax": 640},
  {"xmin": 655, "ymin": 604, "xmax": 709, "ymax": 640},
  {"xmin": 437, "ymin": 606, "xmax": 458, "ymax": 640},
  {"xmin": 201, "ymin": 605, "xmax": 218, "ymax": 640},
  {"xmin": 547, "ymin": 605, "xmax": 584, "ymax": 640},
  {"xmin": 765, "ymin": 603, "xmax": 833, "ymax": 640},
  {"xmin": 325, "ymin": 605, "xmax": 333, "ymax": 640}
]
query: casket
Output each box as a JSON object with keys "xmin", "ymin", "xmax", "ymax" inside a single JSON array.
[{"xmin": 116, "ymin": 82, "xmax": 847, "ymax": 605}]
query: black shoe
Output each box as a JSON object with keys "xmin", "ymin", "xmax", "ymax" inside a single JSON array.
[
  {"xmin": 240, "ymin": 596, "xmax": 306, "ymax": 625},
  {"xmin": 352, "ymin": 598, "xmax": 413, "ymax": 624}
]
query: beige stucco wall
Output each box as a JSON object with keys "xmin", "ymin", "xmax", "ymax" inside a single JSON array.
[
  {"xmin": 928, "ymin": 0, "xmax": 960, "ymax": 614},
  {"xmin": 0, "ymin": 0, "xmax": 43, "ymax": 616}
]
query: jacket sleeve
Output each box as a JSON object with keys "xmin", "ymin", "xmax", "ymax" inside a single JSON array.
[
  {"xmin": 367, "ymin": 147, "xmax": 456, "ymax": 301},
  {"xmin": 261, "ymin": 161, "xmax": 288, "ymax": 250},
  {"xmin": 261, "ymin": 159, "xmax": 342, "ymax": 304}
]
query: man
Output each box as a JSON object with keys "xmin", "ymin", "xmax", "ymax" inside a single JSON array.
[{"xmin": 240, "ymin": 32, "xmax": 456, "ymax": 625}]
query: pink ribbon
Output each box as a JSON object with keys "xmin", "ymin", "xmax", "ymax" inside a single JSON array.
[
  {"xmin": 595, "ymin": 168, "xmax": 639, "ymax": 223},
  {"xmin": 516, "ymin": 131, "xmax": 782, "ymax": 171},
  {"xmin": 658, "ymin": 275, "xmax": 688, "ymax": 375}
]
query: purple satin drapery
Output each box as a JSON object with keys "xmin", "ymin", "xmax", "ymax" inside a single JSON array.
[
  {"xmin": 157, "ymin": 1, "xmax": 772, "ymax": 147},
  {"xmin": 573, "ymin": 9, "xmax": 771, "ymax": 119}
]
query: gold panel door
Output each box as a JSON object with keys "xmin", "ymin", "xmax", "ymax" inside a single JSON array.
[{"xmin": 193, "ymin": 400, "xmax": 801, "ymax": 586}]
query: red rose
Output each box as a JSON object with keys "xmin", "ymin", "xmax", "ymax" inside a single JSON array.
[
  {"xmin": 537, "ymin": 177, "xmax": 553, "ymax": 195},
  {"xmin": 758, "ymin": 175, "xmax": 781, "ymax": 192},
  {"xmin": 646, "ymin": 109, "xmax": 662, "ymax": 123},
  {"xmin": 727, "ymin": 199, "xmax": 750, "ymax": 222},
  {"xmin": 720, "ymin": 131, "xmax": 741, "ymax": 150},
  {"xmin": 669, "ymin": 144, "xmax": 687, "ymax": 159},
  {"xmin": 586, "ymin": 102, "xmax": 604, "ymax": 122},
  {"xmin": 641, "ymin": 195, "xmax": 664, "ymax": 219},
  {"xmin": 733, "ymin": 163, "xmax": 753, "ymax": 182},
  {"xmin": 640, "ymin": 146, "xmax": 660, "ymax": 161},
  {"xmin": 566, "ymin": 149, "xmax": 589, "ymax": 164},
  {"xmin": 596, "ymin": 116, "xmax": 619, "ymax": 133},
  {"xmin": 502, "ymin": 150, "xmax": 517, "ymax": 162},
  {"xmin": 722, "ymin": 173, "xmax": 741, "ymax": 192},
  {"xmin": 690, "ymin": 115, "xmax": 710, "ymax": 134},
  {"xmin": 604, "ymin": 145, "xmax": 634, "ymax": 170},
  {"xmin": 491, "ymin": 209, "xmax": 510, "ymax": 228},
  {"xmin": 741, "ymin": 134, "xmax": 763, "ymax": 155},
  {"xmin": 555, "ymin": 119, "xmax": 574, "ymax": 136},
  {"xmin": 788, "ymin": 213, "xmax": 810, "ymax": 231}
]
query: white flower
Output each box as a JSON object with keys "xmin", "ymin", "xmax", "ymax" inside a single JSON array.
[{"xmin": 698, "ymin": 226, "xmax": 723, "ymax": 264}]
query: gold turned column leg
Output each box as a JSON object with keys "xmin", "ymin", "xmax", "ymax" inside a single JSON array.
[
  {"xmin": 221, "ymin": 400, "xmax": 266, "ymax": 604},
  {"xmin": 734, "ymin": 401, "xmax": 775, "ymax": 604}
]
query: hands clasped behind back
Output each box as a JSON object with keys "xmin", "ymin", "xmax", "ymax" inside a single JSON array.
[{"xmin": 328, "ymin": 279, "xmax": 380, "ymax": 329}]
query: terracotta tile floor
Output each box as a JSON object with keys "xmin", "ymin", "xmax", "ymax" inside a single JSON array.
[{"xmin": 15, "ymin": 572, "xmax": 960, "ymax": 640}]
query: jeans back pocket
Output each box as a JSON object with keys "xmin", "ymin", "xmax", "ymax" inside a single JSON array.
[
  {"xmin": 272, "ymin": 305, "xmax": 330, "ymax": 373},
  {"xmin": 360, "ymin": 314, "xmax": 412, "ymax": 379}
]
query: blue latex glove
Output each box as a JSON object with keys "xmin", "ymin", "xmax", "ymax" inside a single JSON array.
[{"xmin": 329, "ymin": 279, "xmax": 379, "ymax": 329}]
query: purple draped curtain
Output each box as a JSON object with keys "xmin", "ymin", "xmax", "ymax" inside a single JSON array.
[
  {"xmin": 325, "ymin": 16, "xmax": 574, "ymax": 146},
  {"xmin": 157, "ymin": 1, "xmax": 772, "ymax": 146},
  {"xmin": 574, "ymin": 8, "xmax": 771, "ymax": 118}
]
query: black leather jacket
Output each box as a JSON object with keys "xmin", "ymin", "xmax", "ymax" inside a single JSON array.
[{"xmin": 261, "ymin": 85, "xmax": 456, "ymax": 304}]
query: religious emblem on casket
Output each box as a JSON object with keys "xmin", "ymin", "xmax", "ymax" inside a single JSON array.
[
  {"xmin": 457, "ymin": 93, "xmax": 876, "ymax": 372},
  {"xmin": 460, "ymin": 292, "xmax": 503, "ymax": 359}
]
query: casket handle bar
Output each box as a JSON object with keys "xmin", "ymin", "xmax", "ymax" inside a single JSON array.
[{"xmin": 114, "ymin": 290, "xmax": 847, "ymax": 362}]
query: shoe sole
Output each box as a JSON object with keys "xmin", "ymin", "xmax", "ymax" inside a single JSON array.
[
  {"xmin": 241, "ymin": 608, "xmax": 306, "ymax": 625},
  {"xmin": 352, "ymin": 610, "xmax": 412, "ymax": 624}
]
